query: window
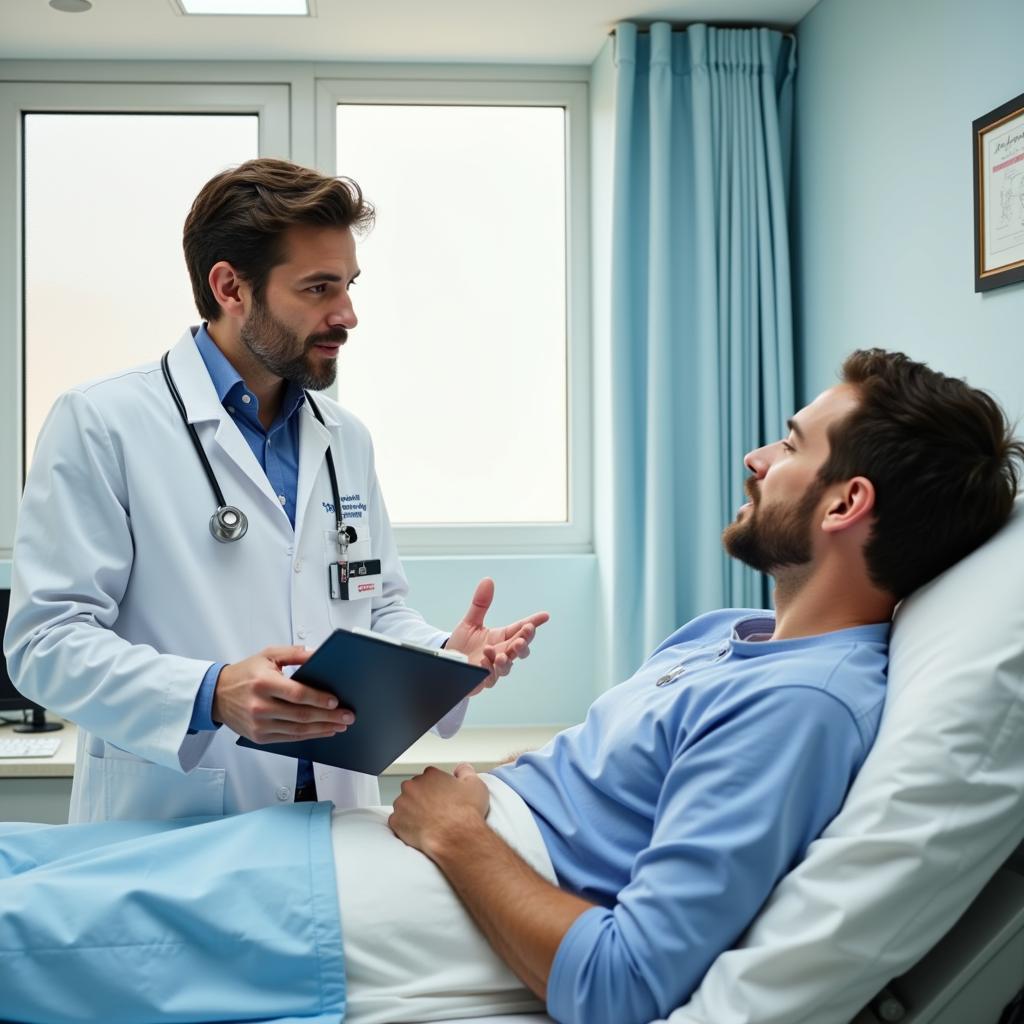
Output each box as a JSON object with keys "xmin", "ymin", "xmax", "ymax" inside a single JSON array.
[
  {"xmin": 23, "ymin": 112, "xmax": 259, "ymax": 462},
  {"xmin": 317, "ymin": 79, "xmax": 590, "ymax": 552},
  {"xmin": 335, "ymin": 103, "xmax": 566, "ymax": 525},
  {"xmin": 0, "ymin": 81, "xmax": 288, "ymax": 553},
  {"xmin": 0, "ymin": 73, "xmax": 588, "ymax": 557}
]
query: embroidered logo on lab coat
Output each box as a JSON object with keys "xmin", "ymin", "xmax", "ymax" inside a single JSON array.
[{"xmin": 323, "ymin": 494, "xmax": 367, "ymax": 519}]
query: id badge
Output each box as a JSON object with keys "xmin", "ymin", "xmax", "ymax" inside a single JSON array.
[{"xmin": 328, "ymin": 559, "xmax": 382, "ymax": 601}]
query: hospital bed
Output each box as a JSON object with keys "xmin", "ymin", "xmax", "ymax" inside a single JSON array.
[{"xmin": 443, "ymin": 499, "xmax": 1024, "ymax": 1024}]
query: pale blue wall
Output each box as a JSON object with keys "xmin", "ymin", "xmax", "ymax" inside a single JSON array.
[
  {"xmin": 403, "ymin": 554, "xmax": 597, "ymax": 727},
  {"xmin": 794, "ymin": 0, "xmax": 1024, "ymax": 419}
]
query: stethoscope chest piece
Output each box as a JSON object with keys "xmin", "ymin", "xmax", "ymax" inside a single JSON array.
[
  {"xmin": 210, "ymin": 505, "xmax": 249, "ymax": 543},
  {"xmin": 162, "ymin": 347, "xmax": 343, "ymax": 549}
]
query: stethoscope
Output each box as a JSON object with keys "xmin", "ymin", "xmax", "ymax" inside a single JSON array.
[{"xmin": 160, "ymin": 351, "xmax": 357, "ymax": 552}]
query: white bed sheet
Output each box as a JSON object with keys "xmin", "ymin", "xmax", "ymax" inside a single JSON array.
[{"xmin": 336, "ymin": 777, "xmax": 556, "ymax": 1024}]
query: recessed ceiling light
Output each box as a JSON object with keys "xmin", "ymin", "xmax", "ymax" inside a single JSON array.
[
  {"xmin": 176, "ymin": 0, "xmax": 309, "ymax": 14},
  {"xmin": 49, "ymin": 0, "xmax": 93, "ymax": 11}
]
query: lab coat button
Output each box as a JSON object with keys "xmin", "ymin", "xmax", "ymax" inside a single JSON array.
[
  {"xmin": 294, "ymin": 559, "xmax": 303, "ymax": 572},
  {"xmin": 297, "ymin": 628, "xmax": 307, "ymax": 640},
  {"xmin": 276, "ymin": 787, "xmax": 291, "ymax": 801}
]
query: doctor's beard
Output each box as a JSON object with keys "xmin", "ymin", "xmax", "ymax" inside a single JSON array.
[{"xmin": 240, "ymin": 295, "xmax": 347, "ymax": 391}]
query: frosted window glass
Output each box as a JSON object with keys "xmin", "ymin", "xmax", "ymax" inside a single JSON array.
[
  {"xmin": 24, "ymin": 113, "xmax": 258, "ymax": 463},
  {"xmin": 335, "ymin": 104, "xmax": 567, "ymax": 525}
]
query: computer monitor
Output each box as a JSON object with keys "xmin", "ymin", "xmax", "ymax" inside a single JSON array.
[{"xmin": 0, "ymin": 587, "xmax": 62, "ymax": 733}]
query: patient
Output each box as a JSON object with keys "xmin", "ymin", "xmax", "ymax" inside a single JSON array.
[{"xmin": 2, "ymin": 349, "xmax": 1022, "ymax": 1024}]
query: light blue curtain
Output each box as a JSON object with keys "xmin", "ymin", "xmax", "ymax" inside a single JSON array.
[{"xmin": 598, "ymin": 22, "xmax": 796, "ymax": 686}]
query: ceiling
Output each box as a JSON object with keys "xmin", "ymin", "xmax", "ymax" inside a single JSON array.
[{"xmin": 0, "ymin": 0, "xmax": 818, "ymax": 65}]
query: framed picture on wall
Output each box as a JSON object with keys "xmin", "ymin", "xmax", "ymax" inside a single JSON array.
[{"xmin": 974, "ymin": 91, "xmax": 1024, "ymax": 292}]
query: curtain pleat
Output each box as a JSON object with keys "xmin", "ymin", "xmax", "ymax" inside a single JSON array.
[{"xmin": 600, "ymin": 22, "xmax": 797, "ymax": 686}]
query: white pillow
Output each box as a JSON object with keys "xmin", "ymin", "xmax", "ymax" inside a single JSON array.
[{"xmin": 662, "ymin": 500, "xmax": 1024, "ymax": 1024}]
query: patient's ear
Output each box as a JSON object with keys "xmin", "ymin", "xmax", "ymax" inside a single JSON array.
[{"xmin": 821, "ymin": 476, "xmax": 876, "ymax": 534}]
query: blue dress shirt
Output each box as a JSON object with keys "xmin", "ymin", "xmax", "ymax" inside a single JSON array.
[{"xmin": 187, "ymin": 325, "xmax": 316, "ymax": 795}]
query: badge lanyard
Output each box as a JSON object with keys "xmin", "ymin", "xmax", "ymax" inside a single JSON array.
[{"xmin": 305, "ymin": 395, "xmax": 381, "ymax": 601}]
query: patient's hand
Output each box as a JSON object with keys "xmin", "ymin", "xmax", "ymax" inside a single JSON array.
[{"xmin": 389, "ymin": 762, "xmax": 490, "ymax": 860}]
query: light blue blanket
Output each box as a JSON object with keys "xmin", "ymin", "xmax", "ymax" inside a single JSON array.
[{"xmin": 0, "ymin": 802, "xmax": 345, "ymax": 1024}]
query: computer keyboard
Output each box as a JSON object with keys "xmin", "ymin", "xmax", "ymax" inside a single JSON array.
[{"xmin": 0, "ymin": 735, "xmax": 61, "ymax": 759}]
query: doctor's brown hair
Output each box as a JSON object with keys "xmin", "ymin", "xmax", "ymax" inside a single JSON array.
[
  {"xmin": 818, "ymin": 349, "xmax": 1023, "ymax": 600},
  {"xmin": 183, "ymin": 158, "xmax": 374, "ymax": 322}
]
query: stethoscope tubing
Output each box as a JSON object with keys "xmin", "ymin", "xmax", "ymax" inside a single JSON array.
[
  {"xmin": 161, "ymin": 349, "xmax": 349, "ymax": 546},
  {"xmin": 161, "ymin": 352, "xmax": 229, "ymax": 510}
]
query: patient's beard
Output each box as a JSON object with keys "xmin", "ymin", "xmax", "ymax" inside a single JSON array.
[{"xmin": 722, "ymin": 478, "xmax": 823, "ymax": 580}]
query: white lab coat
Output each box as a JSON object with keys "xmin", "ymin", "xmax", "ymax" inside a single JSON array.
[{"xmin": 4, "ymin": 329, "xmax": 465, "ymax": 823}]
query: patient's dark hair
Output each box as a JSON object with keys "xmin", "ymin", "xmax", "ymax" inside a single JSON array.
[
  {"xmin": 818, "ymin": 349, "xmax": 1023, "ymax": 600},
  {"xmin": 183, "ymin": 158, "xmax": 374, "ymax": 321}
]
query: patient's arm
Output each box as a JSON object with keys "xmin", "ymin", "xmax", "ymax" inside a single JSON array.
[
  {"xmin": 394, "ymin": 689, "xmax": 872, "ymax": 1024},
  {"xmin": 388, "ymin": 762, "xmax": 593, "ymax": 998}
]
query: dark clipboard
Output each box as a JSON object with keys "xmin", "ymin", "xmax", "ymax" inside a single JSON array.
[{"xmin": 236, "ymin": 628, "xmax": 488, "ymax": 775}]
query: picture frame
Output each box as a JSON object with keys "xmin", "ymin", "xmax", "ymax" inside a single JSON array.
[{"xmin": 974, "ymin": 91, "xmax": 1024, "ymax": 292}]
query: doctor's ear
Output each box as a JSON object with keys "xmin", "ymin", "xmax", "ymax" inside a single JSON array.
[
  {"xmin": 207, "ymin": 262, "xmax": 249, "ymax": 321},
  {"xmin": 821, "ymin": 476, "xmax": 876, "ymax": 534}
]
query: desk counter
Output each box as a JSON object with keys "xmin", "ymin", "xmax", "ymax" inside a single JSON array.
[{"xmin": 0, "ymin": 720, "xmax": 565, "ymax": 821}]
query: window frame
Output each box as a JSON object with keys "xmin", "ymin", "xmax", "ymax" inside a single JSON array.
[
  {"xmin": 0, "ymin": 62, "xmax": 591, "ymax": 558},
  {"xmin": 316, "ymin": 76, "xmax": 592, "ymax": 555}
]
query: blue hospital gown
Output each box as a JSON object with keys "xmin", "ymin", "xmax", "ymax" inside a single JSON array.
[{"xmin": 493, "ymin": 608, "xmax": 890, "ymax": 1024}]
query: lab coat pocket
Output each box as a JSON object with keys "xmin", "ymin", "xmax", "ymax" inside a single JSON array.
[
  {"xmin": 88, "ymin": 751, "xmax": 226, "ymax": 821},
  {"xmin": 323, "ymin": 529, "xmax": 372, "ymax": 565}
]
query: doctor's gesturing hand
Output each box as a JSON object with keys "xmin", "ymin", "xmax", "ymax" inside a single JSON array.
[
  {"xmin": 212, "ymin": 645, "xmax": 355, "ymax": 744},
  {"xmin": 446, "ymin": 579, "xmax": 550, "ymax": 697}
]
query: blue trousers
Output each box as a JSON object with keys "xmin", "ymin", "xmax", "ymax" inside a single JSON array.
[{"xmin": 0, "ymin": 802, "xmax": 345, "ymax": 1024}]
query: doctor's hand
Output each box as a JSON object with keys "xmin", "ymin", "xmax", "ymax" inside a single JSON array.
[
  {"xmin": 446, "ymin": 578, "xmax": 549, "ymax": 696},
  {"xmin": 212, "ymin": 645, "xmax": 355, "ymax": 745},
  {"xmin": 389, "ymin": 762, "xmax": 490, "ymax": 859}
]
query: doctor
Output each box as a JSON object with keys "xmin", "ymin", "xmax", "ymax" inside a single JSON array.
[{"xmin": 3, "ymin": 157, "xmax": 547, "ymax": 823}]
